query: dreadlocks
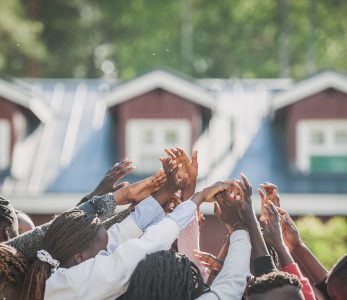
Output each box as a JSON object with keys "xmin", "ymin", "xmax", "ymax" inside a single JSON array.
[
  {"xmin": 246, "ymin": 271, "xmax": 303, "ymax": 298},
  {"xmin": 0, "ymin": 244, "xmax": 28, "ymax": 299},
  {"xmin": 0, "ymin": 197, "xmax": 18, "ymax": 242},
  {"xmin": 119, "ymin": 250, "xmax": 206, "ymax": 300},
  {"xmin": 21, "ymin": 209, "xmax": 103, "ymax": 300}
]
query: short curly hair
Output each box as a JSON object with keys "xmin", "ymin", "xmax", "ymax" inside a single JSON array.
[{"xmin": 247, "ymin": 271, "xmax": 302, "ymax": 296}]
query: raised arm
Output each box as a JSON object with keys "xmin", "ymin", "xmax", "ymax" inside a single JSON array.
[
  {"xmin": 235, "ymin": 174, "xmax": 276, "ymax": 277},
  {"xmin": 277, "ymin": 207, "xmax": 328, "ymax": 285},
  {"xmin": 262, "ymin": 202, "xmax": 315, "ymax": 300}
]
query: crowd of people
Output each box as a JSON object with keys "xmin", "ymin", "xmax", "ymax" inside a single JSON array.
[{"xmin": 0, "ymin": 147, "xmax": 346, "ymax": 300}]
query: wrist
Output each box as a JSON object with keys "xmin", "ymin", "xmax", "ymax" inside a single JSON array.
[
  {"xmin": 289, "ymin": 240, "xmax": 305, "ymax": 254},
  {"xmin": 191, "ymin": 191, "xmax": 205, "ymax": 206}
]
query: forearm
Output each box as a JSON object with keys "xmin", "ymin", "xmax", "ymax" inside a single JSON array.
[
  {"xmin": 291, "ymin": 243, "xmax": 328, "ymax": 284},
  {"xmin": 247, "ymin": 214, "xmax": 269, "ymax": 259},
  {"xmin": 274, "ymin": 243, "xmax": 294, "ymax": 268},
  {"xmin": 181, "ymin": 182, "xmax": 196, "ymax": 201}
]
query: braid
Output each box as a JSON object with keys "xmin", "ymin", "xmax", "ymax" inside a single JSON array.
[
  {"xmin": 21, "ymin": 209, "xmax": 103, "ymax": 300},
  {"xmin": 0, "ymin": 244, "xmax": 28, "ymax": 296},
  {"xmin": 120, "ymin": 250, "xmax": 206, "ymax": 300},
  {"xmin": 247, "ymin": 271, "xmax": 302, "ymax": 296},
  {"xmin": 0, "ymin": 197, "xmax": 15, "ymax": 225}
]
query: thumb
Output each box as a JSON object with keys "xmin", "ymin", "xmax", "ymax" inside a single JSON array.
[{"xmin": 192, "ymin": 150, "xmax": 198, "ymax": 168}]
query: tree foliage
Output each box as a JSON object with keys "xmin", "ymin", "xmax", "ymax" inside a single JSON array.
[
  {"xmin": 296, "ymin": 216, "xmax": 347, "ymax": 269},
  {"xmin": 1, "ymin": 0, "xmax": 347, "ymax": 79}
]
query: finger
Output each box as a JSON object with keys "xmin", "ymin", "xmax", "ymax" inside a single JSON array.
[
  {"xmin": 178, "ymin": 173, "xmax": 188, "ymax": 190},
  {"xmin": 264, "ymin": 203, "xmax": 274, "ymax": 222},
  {"xmin": 214, "ymin": 202, "xmax": 222, "ymax": 217},
  {"xmin": 176, "ymin": 147, "xmax": 188, "ymax": 158},
  {"xmin": 258, "ymin": 188, "xmax": 266, "ymax": 202},
  {"xmin": 240, "ymin": 172, "xmax": 252, "ymax": 193},
  {"xmin": 192, "ymin": 150, "xmax": 198, "ymax": 168},
  {"xmin": 112, "ymin": 182, "xmax": 129, "ymax": 192},
  {"xmin": 276, "ymin": 206, "xmax": 287, "ymax": 215},
  {"xmin": 116, "ymin": 166, "xmax": 136, "ymax": 178},
  {"xmin": 259, "ymin": 215, "xmax": 268, "ymax": 229},
  {"xmin": 165, "ymin": 148, "xmax": 176, "ymax": 158},
  {"xmin": 171, "ymin": 148, "xmax": 181, "ymax": 158}
]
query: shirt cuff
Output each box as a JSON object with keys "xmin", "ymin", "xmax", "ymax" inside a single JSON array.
[
  {"xmin": 167, "ymin": 200, "xmax": 197, "ymax": 231},
  {"xmin": 130, "ymin": 196, "xmax": 165, "ymax": 231}
]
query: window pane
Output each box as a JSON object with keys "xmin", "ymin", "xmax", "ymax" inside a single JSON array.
[
  {"xmin": 165, "ymin": 130, "xmax": 178, "ymax": 144},
  {"xmin": 310, "ymin": 130, "xmax": 324, "ymax": 145},
  {"xmin": 335, "ymin": 130, "xmax": 347, "ymax": 145},
  {"xmin": 310, "ymin": 156, "xmax": 347, "ymax": 173},
  {"xmin": 142, "ymin": 129, "xmax": 153, "ymax": 144}
]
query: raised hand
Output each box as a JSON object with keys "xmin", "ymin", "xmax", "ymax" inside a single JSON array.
[
  {"xmin": 92, "ymin": 158, "xmax": 136, "ymax": 196},
  {"xmin": 193, "ymin": 250, "xmax": 223, "ymax": 275},
  {"xmin": 215, "ymin": 191, "xmax": 243, "ymax": 230},
  {"xmin": 165, "ymin": 147, "xmax": 198, "ymax": 200},
  {"xmin": 258, "ymin": 183, "xmax": 280, "ymax": 220},
  {"xmin": 202, "ymin": 180, "xmax": 242, "ymax": 203},
  {"xmin": 234, "ymin": 173, "xmax": 254, "ymax": 223},
  {"xmin": 160, "ymin": 157, "xmax": 188, "ymax": 192},
  {"xmin": 114, "ymin": 169, "xmax": 166, "ymax": 205},
  {"xmin": 259, "ymin": 201, "xmax": 284, "ymax": 249},
  {"xmin": 276, "ymin": 207, "xmax": 303, "ymax": 252}
]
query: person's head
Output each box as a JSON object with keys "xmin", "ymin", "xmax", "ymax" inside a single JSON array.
[
  {"xmin": 0, "ymin": 197, "xmax": 19, "ymax": 242},
  {"xmin": 327, "ymin": 254, "xmax": 347, "ymax": 300},
  {"xmin": 246, "ymin": 271, "xmax": 304, "ymax": 300},
  {"xmin": 120, "ymin": 250, "xmax": 206, "ymax": 300},
  {"xmin": 21, "ymin": 209, "xmax": 108, "ymax": 300},
  {"xmin": 0, "ymin": 244, "xmax": 28, "ymax": 300},
  {"xmin": 15, "ymin": 210, "xmax": 35, "ymax": 234}
]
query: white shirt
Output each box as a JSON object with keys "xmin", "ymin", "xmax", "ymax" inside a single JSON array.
[
  {"xmin": 44, "ymin": 199, "xmax": 197, "ymax": 300},
  {"xmin": 198, "ymin": 230, "xmax": 251, "ymax": 300}
]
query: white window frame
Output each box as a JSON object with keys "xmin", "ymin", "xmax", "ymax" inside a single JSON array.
[
  {"xmin": 0, "ymin": 120, "xmax": 11, "ymax": 170},
  {"xmin": 296, "ymin": 119, "xmax": 347, "ymax": 172},
  {"xmin": 126, "ymin": 119, "xmax": 191, "ymax": 174}
]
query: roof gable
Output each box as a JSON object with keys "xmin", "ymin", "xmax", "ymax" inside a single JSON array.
[
  {"xmin": 272, "ymin": 71, "xmax": 347, "ymax": 111},
  {"xmin": 0, "ymin": 78, "xmax": 51, "ymax": 123},
  {"xmin": 103, "ymin": 70, "xmax": 214, "ymax": 109}
]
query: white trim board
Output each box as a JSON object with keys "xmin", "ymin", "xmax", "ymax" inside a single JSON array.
[
  {"xmin": 0, "ymin": 79, "xmax": 51, "ymax": 123},
  {"xmin": 103, "ymin": 70, "xmax": 214, "ymax": 109},
  {"xmin": 272, "ymin": 71, "xmax": 347, "ymax": 111},
  {"xmin": 200, "ymin": 193, "xmax": 347, "ymax": 216},
  {"xmin": 8, "ymin": 193, "xmax": 347, "ymax": 216}
]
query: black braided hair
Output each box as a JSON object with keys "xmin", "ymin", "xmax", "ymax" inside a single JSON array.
[
  {"xmin": 0, "ymin": 197, "xmax": 15, "ymax": 225},
  {"xmin": 246, "ymin": 271, "xmax": 302, "ymax": 297},
  {"xmin": 119, "ymin": 250, "xmax": 207, "ymax": 300}
]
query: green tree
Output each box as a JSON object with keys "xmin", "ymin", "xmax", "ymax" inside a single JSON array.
[
  {"xmin": 296, "ymin": 216, "xmax": 347, "ymax": 269},
  {"xmin": 0, "ymin": 0, "xmax": 45, "ymax": 76}
]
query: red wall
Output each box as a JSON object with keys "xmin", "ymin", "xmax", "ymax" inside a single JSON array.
[
  {"xmin": 0, "ymin": 97, "xmax": 28, "ymax": 161},
  {"xmin": 110, "ymin": 89, "xmax": 206, "ymax": 158},
  {"xmin": 284, "ymin": 89, "xmax": 347, "ymax": 161}
]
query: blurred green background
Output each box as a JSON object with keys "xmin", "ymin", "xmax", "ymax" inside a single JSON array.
[
  {"xmin": 1, "ymin": 0, "xmax": 347, "ymax": 79},
  {"xmin": 297, "ymin": 216, "xmax": 347, "ymax": 269}
]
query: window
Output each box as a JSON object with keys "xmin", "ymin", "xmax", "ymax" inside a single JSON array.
[
  {"xmin": 296, "ymin": 120, "xmax": 347, "ymax": 173},
  {"xmin": 0, "ymin": 120, "xmax": 10, "ymax": 171},
  {"xmin": 126, "ymin": 119, "xmax": 191, "ymax": 174}
]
